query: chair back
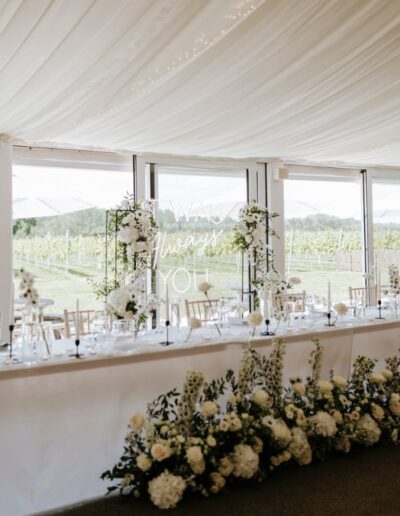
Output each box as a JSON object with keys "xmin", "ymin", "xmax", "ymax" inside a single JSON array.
[
  {"xmin": 349, "ymin": 286, "xmax": 377, "ymax": 307},
  {"xmin": 63, "ymin": 309, "xmax": 97, "ymax": 338},
  {"xmin": 272, "ymin": 291, "xmax": 306, "ymax": 313},
  {"xmin": 185, "ymin": 299, "xmax": 219, "ymax": 323}
]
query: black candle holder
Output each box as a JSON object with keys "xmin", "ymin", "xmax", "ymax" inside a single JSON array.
[
  {"xmin": 160, "ymin": 320, "xmax": 173, "ymax": 346},
  {"xmin": 376, "ymin": 300, "xmax": 385, "ymax": 320},
  {"xmin": 69, "ymin": 338, "xmax": 85, "ymax": 358},
  {"xmin": 5, "ymin": 323, "xmax": 21, "ymax": 364},
  {"xmin": 325, "ymin": 312, "xmax": 335, "ymax": 327},
  {"xmin": 260, "ymin": 319, "xmax": 275, "ymax": 336}
]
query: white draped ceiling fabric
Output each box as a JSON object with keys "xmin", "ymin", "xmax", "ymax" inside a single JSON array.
[{"xmin": 1, "ymin": 0, "xmax": 400, "ymax": 166}]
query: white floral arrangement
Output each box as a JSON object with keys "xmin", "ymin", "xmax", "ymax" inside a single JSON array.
[
  {"xmin": 106, "ymin": 280, "xmax": 158, "ymax": 328},
  {"xmin": 232, "ymin": 201, "xmax": 278, "ymax": 286},
  {"xmin": 116, "ymin": 195, "xmax": 158, "ymax": 272},
  {"xmin": 102, "ymin": 338, "xmax": 400, "ymax": 509},
  {"xmin": 18, "ymin": 268, "xmax": 39, "ymax": 308},
  {"xmin": 389, "ymin": 264, "xmax": 400, "ymax": 295}
]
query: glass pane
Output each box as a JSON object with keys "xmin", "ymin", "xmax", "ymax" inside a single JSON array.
[
  {"xmin": 284, "ymin": 178, "xmax": 363, "ymax": 302},
  {"xmin": 372, "ymin": 182, "xmax": 400, "ymax": 286},
  {"xmin": 12, "ymin": 164, "xmax": 132, "ymax": 315},
  {"xmin": 156, "ymin": 166, "xmax": 248, "ymax": 322}
]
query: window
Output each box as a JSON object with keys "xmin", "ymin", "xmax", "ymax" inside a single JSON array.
[
  {"xmin": 284, "ymin": 175, "xmax": 363, "ymax": 302},
  {"xmin": 154, "ymin": 165, "xmax": 248, "ymax": 321},
  {"xmin": 372, "ymin": 180, "xmax": 400, "ymax": 286},
  {"xmin": 12, "ymin": 151, "xmax": 132, "ymax": 314}
]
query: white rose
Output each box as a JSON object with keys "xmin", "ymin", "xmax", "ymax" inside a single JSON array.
[
  {"xmin": 151, "ymin": 442, "xmax": 171, "ymax": 462},
  {"xmin": 371, "ymin": 403, "xmax": 385, "ymax": 421},
  {"xmin": 201, "ymin": 401, "xmax": 218, "ymax": 418},
  {"xmin": 247, "ymin": 311, "xmax": 263, "ymax": 327},
  {"xmin": 332, "ymin": 410, "xmax": 343, "ymax": 424},
  {"xmin": 230, "ymin": 416, "xmax": 242, "ymax": 431},
  {"xmin": 332, "ymin": 375, "xmax": 347, "ymax": 390},
  {"xmin": 390, "ymin": 394, "xmax": 400, "ymax": 417},
  {"xmin": 293, "ymin": 382, "xmax": 305, "ymax": 396},
  {"xmin": 218, "ymin": 456, "xmax": 235, "ymax": 477},
  {"xmin": 382, "ymin": 369, "xmax": 393, "ymax": 381},
  {"xmin": 370, "ymin": 373, "xmax": 386, "ymax": 385},
  {"xmin": 206, "ymin": 435, "xmax": 217, "ymax": 447},
  {"xmin": 318, "ymin": 380, "xmax": 334, "ymax": 395},
  {"xmin": 210, "ymin": 472, "xmax": 226, "ymax": 493},
  {"xmin": 130, "ymin": 413, "xmax": 145, "ymax": 431},
  {"xmin": 136, "ymin": 453, "xmax": 152, "ymax": 472},
  {"xmin": 253, "ymin": 389, "xmax": 269, "ymax": 408},
  {"xmin": 252, "ymin": 436, "xmax": 264, "ymax": 454},
  {"xmin": 197, "ymin": 281, "xmax": 213, "ymax": 294},
  {"xmin": 187, "ymin": 446, "xmax": 203, "ymax": 464}
]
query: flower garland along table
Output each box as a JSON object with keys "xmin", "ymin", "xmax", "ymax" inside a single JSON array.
[
  {"xmin": 1, "ymin": 319, "xmax": 400, "ymax": 515},
  {"xmin": 102, "ymin": 337, "xmax": 400, "ymax": 510}
]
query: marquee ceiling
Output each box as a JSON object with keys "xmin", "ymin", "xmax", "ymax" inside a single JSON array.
[{"xmin": 1, "ymin": 0, "xmax": 400, "ymax": 166}]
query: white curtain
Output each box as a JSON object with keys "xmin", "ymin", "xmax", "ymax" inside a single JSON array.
[{"xmin": 0, "ymin": 0, "xmax": 400, "ymax": 165}]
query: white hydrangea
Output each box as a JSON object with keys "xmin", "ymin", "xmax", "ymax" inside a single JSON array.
[
  {"xmin": 148, "ymin": 471, "xmax": 186, "ymax": 509},
  {"xmin": 288, "ymin": 427, "xmax": 312, "ymax": 465},
  {"xmin": 309, "ymin": 411, "xmax": 337, "ymax": 437},
  {"xmin": 354, "ymin": 413, "xmax": 381, "ymax": 446},
  {"xmin": 233, "ymin": 444, "xmax": 259, "ymax": 479}
]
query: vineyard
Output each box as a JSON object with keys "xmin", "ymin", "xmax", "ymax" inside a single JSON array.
[{"xmin": 13, "ymin": 227, "xmax": 400, "ymax": 312}]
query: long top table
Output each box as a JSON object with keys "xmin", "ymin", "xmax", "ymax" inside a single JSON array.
[{"xmin": 1, "ymin": 318, "xmax": 400, "ymax": 515}]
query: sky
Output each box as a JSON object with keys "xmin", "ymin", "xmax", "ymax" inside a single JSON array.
[{"xmin": 12, "ymin": 164, "xmax": 399, "ymax": 223}]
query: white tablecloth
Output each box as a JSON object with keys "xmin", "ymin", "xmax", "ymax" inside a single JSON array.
[{"xmin": 1, "ymin": 320, "xmax": 399, "ymax": 516}]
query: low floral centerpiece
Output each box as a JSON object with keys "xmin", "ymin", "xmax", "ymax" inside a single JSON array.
[{"xmin": 102, "ymin": 338, "xmax": 400, "ymax": 509}]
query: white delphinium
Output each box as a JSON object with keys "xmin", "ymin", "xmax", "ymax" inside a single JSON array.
[
  {"xmin": 238, "ymin": 346, "xmax": 254, "ymax": 396},
  {"xmin": 267, "ymin": 338, "xmax": 286, "ymax": 407},
  {"xmin": 288, "ymin": 427, "xmax": 312, "ymax": 465},
  {"xmin": 309, "ymin": 411, "xmax": 337, "ymax": 438},
  {"xmin": 307, "ymin": 338, "xmax": 324, "ymax": 398},
  {"xmin": 177, "ymin": 371, "xmax": 204, "ymax": 435},
  {"xmin": 354, "ymin": 413, "xmax": 381, "ymax": 446},
  {"xmin": 233, "ymin": 444, "xmax": 259, "ymax": 479},
  {"xmin": 148, "ymin": 471, "xmax": 186, "ymax": 510}
]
